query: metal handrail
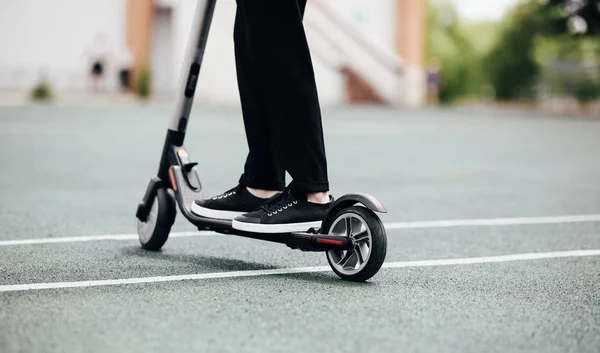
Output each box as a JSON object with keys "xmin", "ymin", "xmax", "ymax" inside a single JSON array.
[
  {"xmin": 304, "ymin": 19, "xmax": 347, "ymax": 70},
  {"xmin": 309, "ymin": 0, "xmax": 405, "ymax": 76}
]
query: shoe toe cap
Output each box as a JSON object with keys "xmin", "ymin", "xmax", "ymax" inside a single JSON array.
[
  {"xmin": 233, "ymin": 213, "xmax": 262, "ymax": 224},
  {"xmin": 194, "ymin": 199, "xmax": 211, "ymax": 207}
]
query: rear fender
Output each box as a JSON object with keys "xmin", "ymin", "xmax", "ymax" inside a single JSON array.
[{"xmin": 321, "ymin": 193, "xmax": 386, "ymax": 232}]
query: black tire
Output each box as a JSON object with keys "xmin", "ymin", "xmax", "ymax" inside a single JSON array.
[
  {"xmin": 137, "ymin": 188, "xmax": 177, "ymax": 251},
  {"xmin": 324, "ymin": 206, "xmax": 387, "ymax": 282}
]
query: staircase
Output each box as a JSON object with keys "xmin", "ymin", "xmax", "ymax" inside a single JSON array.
[{"xmin": 303, "ymin": 0, "xmax": 407, "ymax": 105}]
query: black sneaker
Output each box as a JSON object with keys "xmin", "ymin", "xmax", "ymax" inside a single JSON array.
[
  {"xmin": 232, "ymin": 189, "xmax": 333, "ymax": 233},
  {"xmin": 191, "ymin": 184, "xmax": 277, "ymax": 220}
]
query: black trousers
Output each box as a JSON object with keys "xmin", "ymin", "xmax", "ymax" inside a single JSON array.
[{"xmin": 234, "ymin": 0, "xmax": 329, "ymax": 194}]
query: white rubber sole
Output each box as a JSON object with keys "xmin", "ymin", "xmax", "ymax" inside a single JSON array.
[
  {"xmin": 232, "ymin": 219, "xmax": 323, "ymax": 234},
  {"xmin": 191, "ymin": 203, "xmax": 246, "ymax": 220}
]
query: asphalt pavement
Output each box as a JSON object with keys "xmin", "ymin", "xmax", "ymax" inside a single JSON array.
[{"xmin": 0, "ymin": 104, "xmax": 599, "ymax": 353}]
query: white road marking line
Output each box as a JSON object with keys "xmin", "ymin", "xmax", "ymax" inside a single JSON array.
[
  {"xmin": 385, "ymin": 214, "xmax": 600, "ymax": 229},
  {"xmin": 0, "ymin": 231, "xmax": 213, "ymax": 246},
  {"xmin": 1, "ymin": 214, "xmax": 600, "ymax": 247},
  {"xmin": 1, "ymin": 249, "xmax": 599, "ymax": 293}
]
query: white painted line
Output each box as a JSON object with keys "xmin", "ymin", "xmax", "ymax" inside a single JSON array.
[
  {"xmin": 0, "ymin": 231, "xmax": 212, "ymax": 246},
  {"xmin": 1, "ymin": 214, "xmax": 600, "ymax": 247},
  {"xmin": 1, "ymin": 249, "xmax": 599, "ymax": 293},
  {"xmin": 383, "ymin": 249, "xmax": 600, "ymax": 268},
  {"xmin": 385, "ymin": 214, "xmax": 600, "ymax": 229}
]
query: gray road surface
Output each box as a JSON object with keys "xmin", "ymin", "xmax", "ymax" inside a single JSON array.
[{"xmin": 0, "ymin": 105, "xmax": 599, "ymax": 353}]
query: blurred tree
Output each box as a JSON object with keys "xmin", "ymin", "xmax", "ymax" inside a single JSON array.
[
  {"xmin": 426, "ymin": 1, "xmax": 484, "ymax": 103},
  {"xmin": 428, "ymin": 0, "xmax": 600, "ymax": 103},
  {"xmin": 546, "ymin": 0, "xmax": 600, "ymax": 35},
  {"xmin": 536, "ymin": 1, "xmax": 600, "ymax": 103},
  {"xmin": 483, "ymin": 0, "xmax": 564, "ymax": 100}
]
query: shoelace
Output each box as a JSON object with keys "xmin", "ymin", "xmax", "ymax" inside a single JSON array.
[
  {"xmin": 260, "ymin": 191, "xmax": 298, "ymax": 216},
  {"xmin": 212, "ymin": 185, "xmax": 239, "ymax": 200}
]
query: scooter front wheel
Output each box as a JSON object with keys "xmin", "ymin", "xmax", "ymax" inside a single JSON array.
[
  {"xmin": 137, "ymin": 188, "xmax": 177, "ymax": 251},
  {"xmin": 324, "ymin": 206, "xmax": 387, "ymax": 282}
]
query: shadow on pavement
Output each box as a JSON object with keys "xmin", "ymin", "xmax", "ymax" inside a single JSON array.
[
  {"xmin": 121, "ymin": 246, "xmax": 280, "ymax": 272},
  {"xmin": 120, "ymin": 246, "xmax": 377, "ymax": 286},
  {"xmin": 270, "ymin": 271, "xmax": 377, "ymax": 287}
]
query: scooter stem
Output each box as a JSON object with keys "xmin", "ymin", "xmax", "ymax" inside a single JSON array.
[
  {"xmin": 156, "ymin": 0, "xmax": 217, "ymax": 181},
  {"xmin": 168, "ymin": 0, "xmax": 217, "ymax": 135}
]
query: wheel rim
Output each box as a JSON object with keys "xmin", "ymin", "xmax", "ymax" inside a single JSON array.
[
  {"xmin": 137, "ymin": 196, "xmax": 158, "ymax": 244},
  {"xmin": 326, "ymin": 213, "xmax": 372, "ymax": 276}
]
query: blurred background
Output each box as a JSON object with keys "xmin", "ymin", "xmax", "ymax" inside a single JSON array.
[{"xmin": 0, "ymin": 0, "xmax": 599, "ymax": 115}]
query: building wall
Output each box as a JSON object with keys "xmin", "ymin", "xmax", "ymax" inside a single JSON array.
[
  {"xmin": 396, "ymin": 0, "xmax": 427, "ymax": 107},
  {"xmin": 315, "ymin": 0, "xmax": 397, "ymax": 105},
  {"xmin": 0, "ymin": 0, "xmax": 424, "ymax": 107},
  {"xmin": 0, "ymin": 0, "xmax": 127, "ymax": 92},
  {"xmin": 328, "ymin": 0, "xmax": 397, "ymax": 52}
]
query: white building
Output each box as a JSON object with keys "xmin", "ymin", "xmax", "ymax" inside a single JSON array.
[{"xmin": 0, "ymin": 0, "xmax": 427, "ymax": 106}]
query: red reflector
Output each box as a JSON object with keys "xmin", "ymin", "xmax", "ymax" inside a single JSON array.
[
  {"xmin": 316, "ymin": 238, "xmax": 343, "ymax": 246},
  {"xmin": 169, "ymin": 169, "xmax": 177, "ymax": 191}
]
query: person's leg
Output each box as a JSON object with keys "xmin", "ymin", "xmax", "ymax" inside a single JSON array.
[
  {"xmin": 297, "ymin": 0, "xmax": 308, "ymax": 16},
  {"xmin": 235, "ymin": 0, "xmax": 329, "ymax": 197},
  {"xmin": 191, "ymin": 5, "xmax": 284, "ymax": 220},
  {"xmin": 232, "ymin": 0, "xmax": 333, "ymax": 233},
  {"xmin": 234, "ymin": 5, "xmax": 285, "ymax": 195},
  {"xmin": 288, "ymin": 0, "xmax": 329, "ymax": 205}
]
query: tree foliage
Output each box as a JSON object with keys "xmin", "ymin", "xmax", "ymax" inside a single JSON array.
[
  {"xmin": 427, "ymin": 0, "xmax": 600, "ymax": 103},
  {"xmin": 426, "ymin": 1, "xmax": 488, "ymax": 103},
  {"xmin": 483, "ymin": 1, "xmax": 564, "ymax": 100},
  {"xmin": 547, "ymin": 0, "xmax": 600, "ymax": 35}
]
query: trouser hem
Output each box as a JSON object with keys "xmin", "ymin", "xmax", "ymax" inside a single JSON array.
[
  {"xmin": 239, "ymin": 174, "xmax": 286, "ymax": 191},
  {"xmin": 289, "ymin": 180, "xmax": 330, "ymax": 194}
]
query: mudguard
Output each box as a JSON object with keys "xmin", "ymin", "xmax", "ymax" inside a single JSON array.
[{"xmin": 321, "ymin": 193, "xmax": 387, "ymax": 232}]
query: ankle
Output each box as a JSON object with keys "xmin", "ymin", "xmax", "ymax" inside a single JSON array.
[
  {"xmin": 246, "ymin": 187, "xmax": 280, "ymax": 199},
  {"xmin": 307, "ymin": 192, "xmax": 329, "ymax": 204}
]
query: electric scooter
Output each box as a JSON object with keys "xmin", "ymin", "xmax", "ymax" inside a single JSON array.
[{"xmin": 135, "ymin": 0, "xmax": 388, "ymax": 282}]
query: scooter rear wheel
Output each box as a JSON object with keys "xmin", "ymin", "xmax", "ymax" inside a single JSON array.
[
  {"xmin": 137, "ymin": 188, "xmax": 177, "ymax": 251},
  {"xmin": 325, "ymin": 206, "xmax": 387, "ymax": 282}
]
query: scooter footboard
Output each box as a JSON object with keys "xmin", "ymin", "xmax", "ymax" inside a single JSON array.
[
  {"xmin": 168, "ymin": 164, "xmax": 235, "ymax": 231},
  {"xmin": 169, "ymin": 165, "xmax": 204, "ymax": 212}
]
